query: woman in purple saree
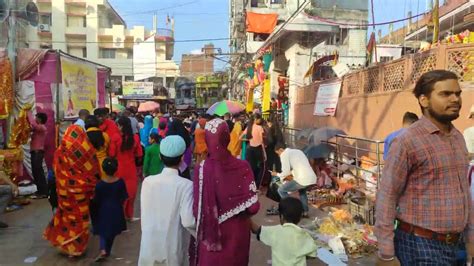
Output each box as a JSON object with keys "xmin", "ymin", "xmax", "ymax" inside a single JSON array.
[{"xmin": 192, "ymin": 118, "xmax": 260, "ymax": 266}]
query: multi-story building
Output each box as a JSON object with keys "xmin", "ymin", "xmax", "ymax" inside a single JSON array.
[
  {"xmin": 179, "ymin": 44, "xmax": 215, "ymax": 78},
  {"xmin": 229, "ymin": 0, "xmax": 369, "ymax": 126},
  {"xmin": 10, "ymin": 0, "xmax": 179, "ymax": 96}
]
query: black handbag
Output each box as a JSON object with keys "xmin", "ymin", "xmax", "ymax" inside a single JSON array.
[{"xmin": 266, "ymin": 180, "xmax": 281, "ymax": 202}]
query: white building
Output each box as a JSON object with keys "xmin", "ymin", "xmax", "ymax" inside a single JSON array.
[{"xmin": 15, "ymin": 0, "xmax": 179, "ymax": 96}]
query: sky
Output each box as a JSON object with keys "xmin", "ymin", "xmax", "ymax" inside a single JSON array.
[
  {"xmin": 108, "ymin": 0, "xmax": 230, "ymax": 71},
  {"xmin": 108, "ymin": 0, "xmax": 446, "ymax": 71}
]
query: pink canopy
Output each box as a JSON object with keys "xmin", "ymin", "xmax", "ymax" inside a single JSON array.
[{"xmin": 138, "ymin": 101, "xmax": 160, "ymax": 113}]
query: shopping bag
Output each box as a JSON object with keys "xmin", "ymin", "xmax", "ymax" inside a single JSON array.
[{"xmin": 266, "ymin": 178, "xmax": 281, "ymax": 202}]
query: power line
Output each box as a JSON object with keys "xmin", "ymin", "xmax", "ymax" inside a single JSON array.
[
  {"xmin": 305, "ymin": 11, "xmax": 426, "ymax": 27},
  {"xmin": 26, "ymin": 37, "xmax": 230, "ymax": 44}
]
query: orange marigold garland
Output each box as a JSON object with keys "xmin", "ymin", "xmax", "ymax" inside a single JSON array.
[{"xmin": 0, "ymin": 59, "xmax": 14, "ymax": 119}]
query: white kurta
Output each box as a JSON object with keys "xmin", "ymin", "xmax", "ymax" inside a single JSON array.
[{"xmin": 139, "ymin": 168, "xmax": 195, "ymax": 266}]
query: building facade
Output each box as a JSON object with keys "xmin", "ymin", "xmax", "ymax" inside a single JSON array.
[
  {"xmin": 229, "ymin": 0, "xmax": 369, "ymax": 126},
  {"xmin": 13, "ymin": 0, "xmax": 179, "ymax": 96},
  {"xmin": 179, "ymin": 44, "xmax": 215, "ymax": 78}
]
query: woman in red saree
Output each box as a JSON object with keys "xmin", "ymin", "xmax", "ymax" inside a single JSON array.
[
  {"xmin": 109, "ymin": 116, "xmax": 142, "ymax": 220},
  {"xmin": 192, "ymin": 118, "xmax": 260, "ymax": 266},
  {"xmin": 44, "ymin": 125, "xmax": 100, "ymax": 256}
]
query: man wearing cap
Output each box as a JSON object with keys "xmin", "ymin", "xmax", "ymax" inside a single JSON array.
[
  {"xmin": 139, "ymin": 135, "xmax": 195, "ymax": 266},
  {"xmin": 464, "ymin": 105, "xmax": 474, "ymax": 158}
]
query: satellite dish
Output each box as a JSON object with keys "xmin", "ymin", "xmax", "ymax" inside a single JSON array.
[
  {"xmin": 0, "ymin": 0, "xmax": 8, "ymax": 22},
  {"xmin": 18, "ymin": 2, "xmax": 39, "ymax": 26}
]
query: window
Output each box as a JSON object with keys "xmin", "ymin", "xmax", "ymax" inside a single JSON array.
[
  {"xmin": 67, "ymin": 16, "xmax": 86, "ymax": 27},
  {"xmin": 166, "ymin": 77, "xmax": 175, "ymax": 89},
  {"xmin": 67, "ymin": 47, "xmax": 86, "ymax": 58},
  {"xmin": 254, "ymin": 33, "xmax": 269, "ymax": 41},
  {"xmin": 40, "ymin": 14, "xmax": 52, "ymax": 25},
  {"xmin": 99, "ymin": 48, "xmax": 116, "ymax": 59},
  {"xmin": 380, "ymin": 56, "xmax": 394, "ymax": 63},
  {"xmin": 127, "ymin": 50, "xmax": 133, "ymax": 59},
  {"xmin": 125, "ymin": 76, "xmax": 134, "ymax": 81}
]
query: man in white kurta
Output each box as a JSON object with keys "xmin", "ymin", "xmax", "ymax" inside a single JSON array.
[{"xmin": 139, "ymin": 136, "xmax": 195, "ymax": 266}]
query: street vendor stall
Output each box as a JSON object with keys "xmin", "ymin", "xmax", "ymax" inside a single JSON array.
[
  {"xmin": 0, "ymin": 48, "xmax": 110, "ymax": 184},
  {"xmin": 294, "ymin": 133, "xmax": 384, "ymax": 262}
]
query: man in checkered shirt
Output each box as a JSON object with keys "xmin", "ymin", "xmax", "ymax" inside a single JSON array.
[{"xmin": 375, "ymin": 70, "xmax": 473, "ymax": 265}]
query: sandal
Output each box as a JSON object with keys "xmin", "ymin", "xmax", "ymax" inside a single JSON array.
[
  {"xmin": 94, "ymin": 251, "xmax": 108, "ymax": 262},
  {"xmin": 266, "ymin": 206, "xmax": 279, "ymax": 216},
  {"xmin": 30, "ymin": 194, "xmax": 48, "ymax": 199}
]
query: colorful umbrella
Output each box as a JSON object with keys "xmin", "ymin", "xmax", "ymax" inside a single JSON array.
[
  {"xmin": 206, "ymin": 100, "xmax": 246, "ymax": 116},
  {"xmin": 138, "ymin": 101, "xmax": 160, "ymax": 113},
  {"xmin": 106, "ymin": 103, "xmax": 125, "ymax": 112}
]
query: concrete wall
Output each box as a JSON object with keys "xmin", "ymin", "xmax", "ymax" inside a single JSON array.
[{"xmin": 293, "ymin": 86, "xmax": 474, "ymax": 141}]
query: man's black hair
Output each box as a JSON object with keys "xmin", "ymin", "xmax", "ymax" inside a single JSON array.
[
  {"xmin": 413, "ymin": 70, "xmax": 458, "ymax": 98},
  {"xmin": 278, "ymin": 197, "xmax": 304, "ymax": 224},
  {"xmin": 102, "ymin": 157, "xmax": 118, "ymax": 176},
  {"xmin": 402, "ymin": 112, "xmax": 419, "ymax": 125},
  {"xmin": 160, "ymin": 153, "xmax": 182, "ymax": 167},
  {"xmin": 78, "ymin": 109, "xmax": 90, "ymax": 117},
  {"xmin": 274, "ymin": 142, "xmax": 287, "ymax": 151},
  {"xmin": 36, "ymin": 113, "xmax": 48, "ymax": 124},
  {"xmin": 93, "ymin": 107, "xmax": 109, "ymax": 117},
  {"xmin": 159, "ymin": 121, "xmax": 167, "ymax": 130},
  {"xmin": 85, "ymin": 115, "xmax": 100, "ymax": 129},
  {"xmin": 150, "ymin": 133, "xmax": 162, "ymax": 144}
]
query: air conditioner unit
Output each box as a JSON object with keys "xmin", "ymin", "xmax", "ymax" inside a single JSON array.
[{"xmin": 38, "ymin": 24, "xmax": 50, "ymax": 32}]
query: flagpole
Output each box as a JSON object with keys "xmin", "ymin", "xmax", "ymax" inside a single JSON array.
[
  {"xmin": 432, "ymin": 0, "xmax": 439, "ymax": 43},
  {"xmin": 370, "ymin": 0, "xmax": 378, "ymax": 63}
]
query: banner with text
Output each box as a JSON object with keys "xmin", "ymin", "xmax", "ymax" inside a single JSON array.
[
  {"xmin": 313, "ymin": 81, "xmax": 342, "ymax": 116},
  {"xmin": 123, "ymin": 82, "xmax": 154, "ymax": 97},
  {"xmin": 61, "ymin": 56, "xmax": 98, "ymax": 119}
]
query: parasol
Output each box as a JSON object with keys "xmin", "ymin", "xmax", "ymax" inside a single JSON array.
[
  {"xmin": 303, "ymin": 143, "xmax": 335, "ymax": 159},
  {"xmin": 308, "ymin": 127, "xmax": 346, "ymax": 144},
  {"xmin": 206, "ymin": 100, "xmax": 246, "ymax": 116},
  {"xmin": 138, "ymin": 101, "xmax": 160, "ymax": 113}
]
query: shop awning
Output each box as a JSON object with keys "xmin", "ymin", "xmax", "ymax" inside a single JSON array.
[{"xmin": 246, "ymin": 12, "xmax": 278, "ymax": 34}]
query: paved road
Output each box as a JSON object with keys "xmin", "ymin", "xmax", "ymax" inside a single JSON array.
[{"xmin": 0, "ymin": 185, "xmax": 373, "ymax": 266}]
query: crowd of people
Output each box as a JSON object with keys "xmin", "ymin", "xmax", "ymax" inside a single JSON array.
[
  {"xmin": 1, "ymin": 69, "xmax": 473, "ymax": 265},
  {"xmin": 0, "ymin": 103, "xmax": 319, "ymax": 265}
]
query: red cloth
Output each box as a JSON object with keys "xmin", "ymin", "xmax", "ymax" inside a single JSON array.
[
  {"xmin": 192, "ymin": 118, "xmax": 260, "ymax": 265},
  {"xmin": 246, "ymin": 12, "xmax": 278, "ymax": 34},
  {"xmin": 108, "ymin": 134, "xmax": 143, "ymax": 219},
  {"xmin": 100, "ymin": 119, "xmax": 121, "ymax": 153},
  {"xmin": 375, "ymin": 116, "xmax": 471, "ymax": 256},
  {"xmin": 44, "ymin": 125, "xmax": 100, "ymax": 256}
]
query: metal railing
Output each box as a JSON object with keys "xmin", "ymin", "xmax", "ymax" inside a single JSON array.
[{"xmin": 283, "ymin": 128, "xmax": 384, "ymax": 199}]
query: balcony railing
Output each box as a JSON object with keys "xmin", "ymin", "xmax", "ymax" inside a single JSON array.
[
  {"xmin": 296, "ymin": 43, "xmax": 474, "ymax": 103},
  {"xmin": 155, "ymin": 28, "xmax": 174, "ymax": 40}
]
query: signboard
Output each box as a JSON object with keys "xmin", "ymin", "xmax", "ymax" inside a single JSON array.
[
  {"xmin": 123, "ymin": 82, "xmax": 154, "ymax": 97},
  {"xmin": 313, "ymin": 81, "xmax": 342, "ymax": 116},
  {"xmin": 60, "ymin": 56, "xmax": 98, "ymax": 119},
  {"xmin": 133, "ymin": 36, "xmax": 156, "ymax": 81}
]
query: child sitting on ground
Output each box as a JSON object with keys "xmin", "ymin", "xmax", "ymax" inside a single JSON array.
[
  {"xmin": 91, "ymin": 158, "xmax": 128, "ymax": 261},
  {"xmin": 251, "ymin": 197, "xmax": 317, "ymax": 266}
]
